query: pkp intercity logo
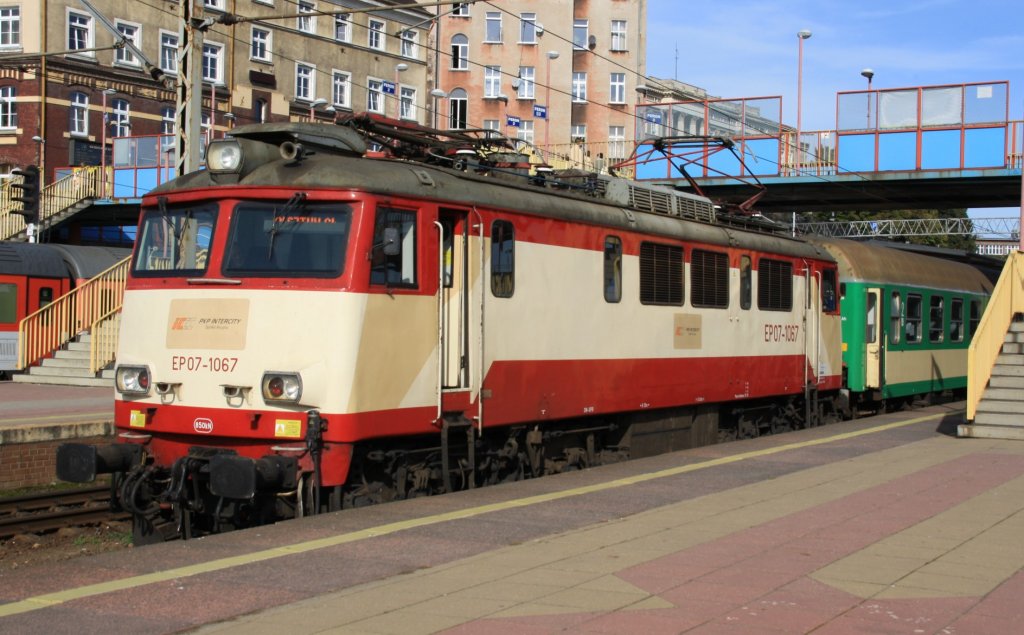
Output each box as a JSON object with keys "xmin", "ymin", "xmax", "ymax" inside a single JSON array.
[{"xmin": 171, "ymin": 317, "xmax": 197, "ymax": 331}]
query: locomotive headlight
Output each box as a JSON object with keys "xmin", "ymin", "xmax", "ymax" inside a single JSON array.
[
  {"xmin": 261, "ymin": 372, "xmax": 303, "ymax": 404},
  {"xmin": 207, "ymin": 139, "xmax": 243, "ymax": 173},
  {"xmin": 116, "ymin": 365, "xmax": 152, "ymax": 395}
]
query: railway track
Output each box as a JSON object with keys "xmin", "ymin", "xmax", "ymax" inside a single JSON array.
[{"xmin": 0, "ymin": 486, "xmax": 127, "ymax": 538}]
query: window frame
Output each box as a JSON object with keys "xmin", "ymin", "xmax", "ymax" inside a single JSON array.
[
  {"xmin": 295, "ymin": 62, "xmax": 315, "ymax": 102},
  {"xmin": 604, "ymin": 236, "xmax": 622, "ymax": 303},
  {"xmin": 400, "ymin": 29, "xmax": 418, "ymax": 58},
  {"xmin": 484, "ymin": 66, "xmax": 501, "ymax": 98},
  {"xmin": 929, "ymin": 295, "xmax": 945, "ymax": 343},
  {"xmin": 573, "ymin": 19, "xmax": 589, "ymax": 50},
  {"xmin": 202, "ymin": 41, "xmax": 225, "ymax": 84},
  {"xmin": 251, "ymin": 26, "xmax": 272, "ymax": 63},
  {"xmin": 69, "ymin": 91, "xmax": 89, "ymax": 137},
  {"xmin": 905, "ymin": 293, "xmax": 923, "ymax": 344},
  {"xmin": 399, "ymin": 86, "xmax": 416, "ymax": 120},
  {"xmin": 450, "ymin": 34, "xmax": 469, "ymax": 70},
  {"xmin": 370, "ymin": 207, "xmax": 419, "ymax": 289},
  {"xmin": 159, "ymin": 30, "xmax": 179, "ymax": 74},
  {"xmin": 297, "ymin": 0, "xmax": 316, "ymax": 34},
  {"xmin": 0, "ymin": 7, "xmax": 20, "ymax": 49},
  {"xmin": 67, "ymin": 10, "xmax": 94, "ymax": 57},
  {"xmin": 367, "ymin": 77, "xmax": 384, "ymax": 113},
  {"xmin": 114, "ymin": 20, "xmax": 141, "ymax": 67},
  {"xmin": 368, "ymin": 18, "xmax": 386, "ymax": 50},
  {"xmin": 519, "ymin": 12, "xmax": 537, "ymax": 44},
  {"xmin": 572, "ymin": 71, "xmax": 587, "ymax": 103},
  {"xmin": 609, "ymin": 72, "xmax": 626, "ymax": 104},
  {"xmin": 950, "ymin": 297, "xmax": 965, "ymax": 343},
  {"xmin": 448, "ymin": 89, "xmax": 467, "ymax": 129},
  {"xmin": 334, "ymin": 14, "xmax": 350, "ymax": 42},
  {"xmin": 490, "ymin": 220, "xmax": 515, "ymax": 298},
  {"xmin": 484, "ymin": 12, "xmax": 502, "ymax": 43},
  {"xmin": 610, "ymin": 20, "xmax": 627, "ymax": 51},
  {"xmin": 332, "ymin": 70, "xmax": 351, "ymax": 109},
  {"xmin": 517, "ymin": 66, "xmax": 535, "ymax": 99}
]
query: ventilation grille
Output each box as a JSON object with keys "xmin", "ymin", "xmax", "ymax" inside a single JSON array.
[{"xmin": 594, "ymin": 176, "xmax": 716, "ymax": 224}]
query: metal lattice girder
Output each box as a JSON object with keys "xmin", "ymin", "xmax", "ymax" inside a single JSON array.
[{"xmin": 798, "ymin": 217, "xmax": 1021, "ymax": 240}]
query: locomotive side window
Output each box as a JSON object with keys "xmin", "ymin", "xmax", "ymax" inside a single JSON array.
[
  {"xmin": 639, "ymin": 242, "xmax": 683, "ymax": 306},
  {"xmin": 690, "ymin": 249, "xmax": 728, "ymax": 308},
  {"xmin": 889, "ymin": 292, "xmax": 902, "ymax": 345},
  {"xmin": 929, "ymin": 296, "xmax": 944, "ymax": 343},
  {"xmin": 491, "ymin": 220, "xmax": 514, "ymax": 298},
  {"xmin": 969, "ymin": 299, "xmax": 982, "ymax": 337},
  {"xmin": 370, "ymin": 208, "xmax": 418, "ymax": 287},
  {"xmin": 224, "ymin": 203, "xmax": 351, "ymax": 277},
  {"xmin": 603, "ymin": 236, "xmax": 622, "ymax": 303},
  {"xmin": 757, "ymin": 258, "xmax": 792, "ymax": 311},
  {"xmin": 0, "ymin": 283, "xmax": 15, "ymax": 324},
  {"xmin": 821, "ymin": 268, "xmax": 837, "ymax": 312},
  {"xmin": 134, "ymin": 205, "xmax": 216, "ymax": 274},
  {"xmin": 739, "ymin": 255, "xmax": 751, "ymax": 310},
  {"xmin": 950, "ymin": 297, "xmax": 964, "ymax": 342},
  {"xmin": 905, "ymin": 294, "xmax": 922, "ymax": 343}
]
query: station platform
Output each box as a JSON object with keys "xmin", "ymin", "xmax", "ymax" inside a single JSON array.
[{"xmin": 1, "ymin": 402, "xmax": 1022, "ymax": 634}]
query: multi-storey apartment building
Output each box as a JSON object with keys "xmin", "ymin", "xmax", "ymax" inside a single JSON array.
[
  {"xmin": 0, "ymin": 0, "xmax": 433, "ymax": 185},
  {"xmin": 433, "ymin": 0, "xmax": 647, "ymax": 169}
]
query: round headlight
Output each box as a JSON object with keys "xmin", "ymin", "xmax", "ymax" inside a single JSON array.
[
  {"xmin": 116, "ymin": 365, "xmax": 151, "ymax": 395},
  {"xmin": 207, "ymin": 140, "xmax": 243, "ymax": 173},
  {"xmin": 261, "ymin": 372, "xmax": 302, "ymax": 403}
]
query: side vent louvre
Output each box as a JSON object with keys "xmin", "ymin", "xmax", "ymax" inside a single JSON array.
[{"xmin": 596, "ymin": 175, "xmax": 715, "ymax": 224}]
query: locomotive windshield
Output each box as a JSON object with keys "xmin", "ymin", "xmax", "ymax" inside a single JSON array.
[
  {"xmin": 222, "ymin": 202, "xmax": 352, "ymax": 277},
  {"xmin": 134, "ymin": 204, "xmax": 216, "ymax": 274}
]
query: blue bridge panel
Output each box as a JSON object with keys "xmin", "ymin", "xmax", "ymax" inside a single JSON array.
[
  {"xmin": 921, "ymin": 129, "xmax": 961, "ymax": 169},
  {"xmin": 878, "ymin": 132, "xmax": 917, "ymax": 171},
  {"xmin": 708, "ymin": 148, "xmax": 741, "ymax": 177},
  {"xmin": 964, "ymin": 127, "xmax": 1006, "ymax": 168},
  {"xmin": 837, "ymin": 134, "xmax": 875, "ymax": 172},
  {"xmin": 744, "ymin": 139, "xmax": 781, "ymax": 176}
]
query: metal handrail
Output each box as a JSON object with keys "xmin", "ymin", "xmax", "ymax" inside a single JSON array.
[
  {"xmin": 89, "ymin": 308, "xmax": 122, "ymax": 375},
  {"xmin": 17, "ymin": 256, "xmax": 130, "ymax": 371},
  {"xmin": 0, "ymin": 167, "xmax": 105, "ymax": 241},
  {"xmin": 966, "ymin": 251, "xmax": 1024, "ymax": 421}
]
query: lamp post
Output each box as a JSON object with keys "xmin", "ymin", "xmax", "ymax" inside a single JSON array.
[
  {"xmin": 543, "ymin": 50, "xmax": 559, "ymax": 160},
  {"xmin": 861, "ymin": 68, "xmax": 874, "ymax": 129},
  {"xmin": 309, "ymin": 97, "xmax": 328, "ymax": 121},
  {"xmin": 394, "ymin": 63, "xmax": 408, "ymax": 119},
  {"xmin": 100, "ymin": 88, "xmax": 117, "ymax": 198},
  {"xmin": 224, "ymin": 112, "xmax": 235, "ymax": 134},
  {"xmin": 430, "ymin": 88, "xmax": 447, "ymax": 129},
  {"xmin": 795, "ymin": 29, "xmax": 811, "ymax": 176}
]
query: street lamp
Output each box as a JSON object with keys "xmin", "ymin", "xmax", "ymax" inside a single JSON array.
[
  {"xmin": 861, "ymin": 68, "xmax": 875, "ymax": 129},
  {"xmin": 394, "ymin": 63, "xmax": 408, "ymax": 119},
  {"xmin": 309, "ymin": 97, "xmax": 328, "ymax": 121},
  {"xmin": 100, "ymin": 88, "xmax": 117, "ymax": 198},
  {"xmin": 224, "ymin": 112, "xmax": 236, "ymax": 134},
  {"xmin": 795, "ymin": 29, "xmax": 811, "ymax": 176},
  {"xmin": 543, "ymin": 50, "xmax": 559, "ymax": 159},
  {"xmin": 430, "ymin": 88, "xmax": 447, "ymax": 129}
]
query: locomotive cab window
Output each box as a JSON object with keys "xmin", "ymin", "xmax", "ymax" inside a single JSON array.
[
  {"xmin": 757, "ymin": 258, "xmax": 792, "ymax": 311},
  {"xmin": 821, "ymin": 268, "xmax": 837, "ymax": 313},
  {"xmin": 739, "ymin": 255, "xmax": 751, "ymax": 310},
  {"xmin": 639, "ymin": 242, "xmax": 683, "ymax": 306},
  {"xmin": 905, "ymin": 293, "xmax": 922, "ymax": 343},
  {"xmin": 950, "ymin": 297, "xmax": 964, "ymax": 342},
  {"xmin": 690, "ymin": 249, "xmax": 728, "ymax": 308},
  {"xmin": 929, "ymin": 296, "xmax": 944, "ymax": 343},
  {"xmin": 603, "ymin": 236, "xmax": 622, "ymax": 303},
  {"xmin": 134, "ymin": 204, "xmax": 216, "ymax": 275},
  {"xmin": 370, "ymin": 208, "xmax": 418, "ymax": 287},
  {"xmin": 224, "ymin": 202, "xmax": 352, "ymax": 277},
  {"xmin": 491, "ymin": 220, "xmax": 514, "ymax": 298}
]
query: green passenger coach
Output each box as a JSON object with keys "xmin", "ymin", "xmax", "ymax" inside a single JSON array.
[{"xmin": 811, "ymin": 239, "xmax": 993, "ymax": 412}]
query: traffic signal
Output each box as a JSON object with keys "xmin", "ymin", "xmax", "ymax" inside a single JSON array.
[{"xmin": 10, "ymin": 164, "xmax": 40, "ymax": 224}]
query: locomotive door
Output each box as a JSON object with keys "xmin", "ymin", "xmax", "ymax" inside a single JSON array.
[
  {"xmin": 865, "ymin": 288, "xmax": 882, "ymax": 388},
  {"xmin": 437, "ymin": 209, "xmax": 473, "ymax": 395}
]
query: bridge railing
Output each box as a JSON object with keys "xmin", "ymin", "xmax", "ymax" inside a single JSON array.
[
  {"xmin": 967, "ymin": 251, "xmax": 1024, "ymax": 421},
  {"xmin": 0, "ymin": 167, "xmax": 105, "ymax": 241}
]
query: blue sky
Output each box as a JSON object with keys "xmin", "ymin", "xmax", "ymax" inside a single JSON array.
[{"xmin": 644, "ymin": 0, "xmax": 1024, "ymax": 218}]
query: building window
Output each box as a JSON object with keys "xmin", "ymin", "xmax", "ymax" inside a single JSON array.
[
  {"xmin": 573, "ymin": 19, "xmax": 588, "ymax": 50},
  {"xmin": 491, "ymin": 220, "xmax": 514, "ymax": 297},
  {"xmin": 609, "ymin": 73, "xmax": 625, "ymax": 103},
  {"xmin": 483, "ymin": 119, "xmax": 500, "ymax": 134},
  {"xmin": 572, "ymin": 72, "xmax": 587, "ymax": 102},
  {"xmin": 67, "ymin": 11, "xmax": 93, "ymax": 55},
  {"xmin": 929, "ymin": 295, "xmax": 944, "ymax": 343},
  {"xmin": 297, "ymin": 1, "xmax": 315, "ymax": 34},
  {"xmin": 70, "ymin": 91, "xmax": 88, "ymax": 136},
  {"xmin": 449, "ymin": 88, "xmax": 467, "ymax": 129},
  {"xmin": 452, "ymin": 3, "xmax": 470, "ymax": 17},
  {"xmin": 400, "ymin": 86, "xmax": 416, "ymax": 120},
  {"xmin": 334, "ymin": 14, "xmax": 349, "ymax": 42},
  {"xmin": 295, "ymin": 63, "xmax": 314, "ymax": 101},
  {"xmin": 608, "ymin": 125, "xmax": 625, "ymax": 162},
  {"xmin": 604, "ymin": 236, "xmax": 622, "ymax": 303},
  {"xmin": 332, "ymin": 71, "xmax": 351, "ymax": 108},
  {"xmin": 571, "ymin": 124, "xmax": 586, "ymax": 142},
  {"xmin": 0, "ymin": 7, "xmax": 20, "ymax": 48},
  {"xmin": 484, "ymin": 66, "xmax": 501, "ymax": 98},
  {"xmin": 202, "ymin": 42, "xmax": 224, "ymax": 83},
  {"xmin": 757, "ymin": 258, "xmax": 793, "ymax": 311},
  {"xmin": 368, "ymin": 19, "xmax": 385, "ymax": 50},
  {"xmin": 400, "ymin": 29, "xmax": 417, "ymax": 58},
  {"xmin": 370, "ymin": 208, "xmax": 418, "ymax": 288},
  {"xmin": 450, "ymin": 34, "xmax": 469, "ymax": 70},
  {"xmin": 639, "ymin": 242, "xmax": 683, "ymax": 306},
  {"xmin": 610, "ymin": 20, "xmax": 627, "ymax": 51},
  {"xmin": 251, "ymin": 27, "xmax": 271, "ymax": 62},
  {"xmin": 690, "ymin": 250, "xmax": 729, "ymax": 308},
  {"xmin": 203, "ymin": 0, "xmax": 225, "ymax": 9},
  {"xmin": 254, "ymin": 98, "xmax": 267, "ymax": 124},
  {"xmin": 111, "ymin": 98, "xmax": 130, "ymax": 137},
  {"xmin": 516, "ymin": 120, "xmax": 534, "ymax": 144},
  {"xmin": 0, "ymin": 86, "xmax": 14, "ymax": 129},
  {"xmin": 161, "ymin": 106, "xmax": 175, "ymax": 135},
  {"xmin": 485, "ymin": 12, "xmax": 502, "ymax": 43},
  {"xmin": 517, "ymin": 66, "xmax": 535, "ymax": 99},
  {"xmin": 905, "ymin": 294, "xmax": 923, "ymax": 343},
  {"xmin": 519, "ymin": 12, "xmax": 537, "ymax": 43},
  {"xmin": 115, "ymin": 21, "xmax": 140, "ymax": 66},
  {"xmin": 160, "ymin": 31, "xmax": 178, "ymax": 74},
  {"xmin": 367, "ymin": 78, "xmax": 383, "ymax": 113}
]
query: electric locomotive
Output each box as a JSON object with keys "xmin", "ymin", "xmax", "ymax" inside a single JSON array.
[{"xmin": 58, "ymin": 118, "xmax": 854, "ymax": 541}]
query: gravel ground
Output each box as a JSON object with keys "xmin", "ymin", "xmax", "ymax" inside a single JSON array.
[{"xmin": 0, "ymin": 520, "xmax": 133, "ymax": 571}]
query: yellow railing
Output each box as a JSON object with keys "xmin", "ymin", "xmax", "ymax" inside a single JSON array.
[
  {"xmin": 89, "ymin": 309, "xmax": 122, "ymax": 376},
  {"xmin": 0, "ymin": 167, "xmax": 106, "ymax": 241},
  {"xmin": 18, "ymin": 256, "xmax": 130, "ymax": 373},
  {"xmin": 967, "ymin": 250, "xmax": 1024, "ymax": 420},
  {"xmin": 532, "ymin": 141, "xmax": 636, "ymax": 178}
]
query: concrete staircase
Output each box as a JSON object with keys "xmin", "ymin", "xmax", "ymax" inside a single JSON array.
[
  {"xmin": 12, "ymin": 333, "xmax": 114, "ymax": 388},
  {"xmin": 960, "ymin": 320, "xmax": 1024, "ymax": 439}
]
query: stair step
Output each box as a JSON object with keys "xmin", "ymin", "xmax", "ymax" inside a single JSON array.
[
  {"xmin": 973, "ymin": 411, "xmax": 1023, "ymax": 426},
  {"xmin": 977, "ymin": 400, "xmax": 1023, "ymax": 414},
  {"xmin": 992, "ymin": 363, "xmax": 1024, "ymax": 377},
  {"xmin": 51, "ymin": 349, "xmax": 90, "ymax": 360},
  {"xmin": 66, "ymin": 341, "xmax": 91, "ymax": 352},
  {"xmin": 39, "ymin": 357, "xmax": 91, "ymax": 369},
  {"xmin": 1006, "ymin": 332, "xmax": 1024, "ymax": 344},
  {"xmin": 11, "ymin": 373, "xmax": 112, "ymax": 388},
  {"xmin": 1002, "ymin": 343, "xmax": 1024, "ymax": 355},
  {"xmin": 958, "ymin": 423, "xmax": 1024, "ymax": 440},
  {"xmin": 25, "ymin": 365, "xmax": 101, "ymax": 378},
  {"xmin": 991, "ymin": 375, "xmax": 1024, "ymax": 389},
  {"xmin": 982, "ymin": 388, "xmax": 1024, "ymax": 402}
]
